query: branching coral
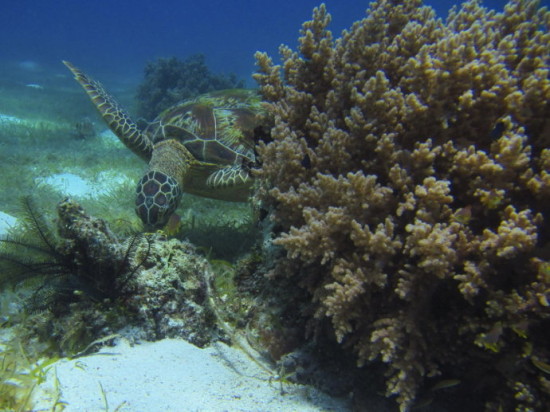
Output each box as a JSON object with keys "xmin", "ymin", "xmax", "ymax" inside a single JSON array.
[{"xmin": 254, "ymin": 0, "xmax": 549, "ymax": 410}]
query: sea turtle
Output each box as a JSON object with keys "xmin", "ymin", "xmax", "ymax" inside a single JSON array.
[{"xmin": 63, "ymin": 61, "xmax": 265, "ymax": 230}]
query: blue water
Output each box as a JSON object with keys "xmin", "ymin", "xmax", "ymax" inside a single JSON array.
[{"xmin": 1, "ymin": 0, "xmax": 547, "ymax": 89}]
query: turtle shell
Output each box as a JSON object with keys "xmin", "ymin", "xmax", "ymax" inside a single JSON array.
[{"xmin": 144, "ymin": 89, "xmax": 263, "ymax": 166}]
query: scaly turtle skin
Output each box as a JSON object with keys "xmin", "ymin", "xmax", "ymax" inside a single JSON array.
[{"xmin": 63, "ymin": 61, "xmax": 264, "ymax": 230}]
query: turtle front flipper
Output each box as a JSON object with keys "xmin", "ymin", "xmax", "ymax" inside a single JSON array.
[
  {"xmin": 206, "ymin": 165, "xmax": 252, "ymax": 189},
  {"xmin": 63, "ymin": 60, "xmax": 153, "ymax": 161}
]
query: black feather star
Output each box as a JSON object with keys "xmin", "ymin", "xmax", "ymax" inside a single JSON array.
[{"xmin": 0, "ymin": 196, "xmax": 150, "ymax": 312}]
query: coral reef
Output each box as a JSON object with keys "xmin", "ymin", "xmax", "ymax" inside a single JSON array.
[
  {"xmin": 125, "ymin": 234, "xmax": 214, "ymax": 346},
  {"xmin": 136, "ymin": 54, "xmax": 244, "ymax": 121},
  {"xmin": 0, "ymin": 198, "xmax": 217, "ymax": 355},
  {"xmin": 253, "ymin": 0, "xmax": 550, "ymax": 410}
]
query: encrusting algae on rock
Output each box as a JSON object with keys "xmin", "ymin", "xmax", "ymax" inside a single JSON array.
[
  {"xmin": 253, "ymin": 0, "xmax": 549, "ymax": 410},
  {"xmin": 0, "ymin": 197, "xmax": 218, "ymax": 356}
]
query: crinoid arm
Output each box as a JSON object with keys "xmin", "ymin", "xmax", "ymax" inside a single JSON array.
[
  {"xmin": 0, "ymin": 196, "xmax": 67, "ymax": 287},
  {"xmin": 0, "ymin": 197, "xmax": 150, "ymax": 312}
]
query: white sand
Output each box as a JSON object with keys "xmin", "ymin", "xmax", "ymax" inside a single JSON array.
[
  {"xmin": 36, "ymin": 173, "xmax": 95, "ymax": 198},
  {"xmin": 33, "ymin": 338, "xmax": 350, "ymax": 412},
  {"xmin": 0, "ymin": 113, "xmax": 24, "ymax": 125},
  {"xmin": 0, "ymin": 211, "xmax": 18, "ymax": 236},
  {"xmin": 35, "ymin": 171, "xmax": 129, "ymax": 199}
]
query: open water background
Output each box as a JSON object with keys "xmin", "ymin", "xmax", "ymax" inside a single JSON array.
[{"xmin": 2, "ymin": 0, "xmax": 545, "ymax": 88}]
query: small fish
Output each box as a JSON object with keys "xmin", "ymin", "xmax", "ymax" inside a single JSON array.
[
  {"xmin": 536, "ymin": 262, "xmax": 550, "ymax": 293},
  {"xmin": 301, "ymin": 154, "xmax": 311, "ymax": 169},
  {"xmin": 483, "ymin": 190, "xmax": 504, "ymax": 209},
  {"xmin": 511, "ymin": 319, "xmax": 529, "ymax": 339},
  {"xmin": 522, "ymin": 342, "xmax": 533, "ymax": 359},
  {"xmin": 475, "ymin": 322, "xmax": 503, "ymax": 352},
  {"xmin": 431, "ymin": 379, "xmax": 461, "ymax": 391},
  {"xmin": 25, "ymin": 83, "xmax": 44, "ymax": 90},
  {"xmin": 209, "ymin": 259, "xmax": 234, "ymax": 270},
  {"xmin": 531, "ymin": 358, "xmax": 550, "ymax": 374},
  {"xmin": 452, "ymin": 205, "xmax": 472, "ymax": 224},
  {"xmin": 411, "ymin": 397, "xmax": 433, "ymax": 410},
  {"xmin": 163, "ymin": 213, "xmax": 182, "ymax": 237}
]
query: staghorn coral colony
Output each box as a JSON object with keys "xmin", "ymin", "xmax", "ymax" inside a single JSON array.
[{"xmin": 254, "ymin": 0, "xmax": 549, "ymax": 410}]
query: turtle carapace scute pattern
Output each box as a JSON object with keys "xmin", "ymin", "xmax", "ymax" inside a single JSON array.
[{"xmin": 63, "ymin": 61, "xmax": 265, "ymax": 230}]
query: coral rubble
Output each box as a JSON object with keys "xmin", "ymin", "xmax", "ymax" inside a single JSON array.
[
  {"xmin": 126, "ymin": 234, "xmax": 214, "ymax": 346},
  {"xmin": 253, "ymin": 0, "xmax": 549, "ymax": 410},
  {"xmin": 57, "ymin": 200, "xmax": 216, "ymax": 347}
]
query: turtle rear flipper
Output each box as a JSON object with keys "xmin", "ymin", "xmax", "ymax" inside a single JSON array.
[{"xmin": 63, "ymin": 60, "xmax": 153, "ymax": 161}]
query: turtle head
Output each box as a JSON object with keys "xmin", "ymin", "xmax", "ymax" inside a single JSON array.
[{"xmin": 135, "ymin": 170, "xmax": 182, "ymax": 230}]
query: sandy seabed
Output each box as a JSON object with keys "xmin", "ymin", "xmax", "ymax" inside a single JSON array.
[{"xmin": 32, "ymin": 338, "xmax": 351, "ymax": 412}]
